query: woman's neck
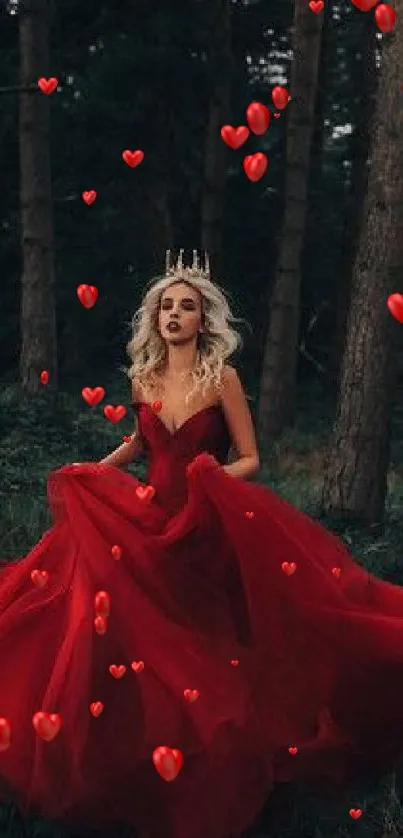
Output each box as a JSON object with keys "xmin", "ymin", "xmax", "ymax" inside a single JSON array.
[{"xmin": 165, "ymin": 344, "xmax": 199, "ymax": 377}]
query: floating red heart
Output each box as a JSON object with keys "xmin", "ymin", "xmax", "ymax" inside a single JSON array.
[
  {"xmin": 77, "ymin": 284, "xmax": 98, "ymax": 309},
  {"xmin": 94, "ymin": 615, "xmax": 108, "ymax": 635},
  {"xmin": 243, "ymin": 152, "xmax": 268, "ymax": 182},
  {"xmin": 332, "ymin": 566, "xmax": 341, "ymax": 579},
  {"xmin": 90, "ymin": 701, "xmax": 104, "ymax": 718},
  {"xmin": 271, "ymin": 86, "xmax": 290, "ymax": 111},
  {"xmin": 136, "ymin": 485, "xmax": 156, "ymax": 502},
  {"xmin": 82, "ymin": 190, "xmax": 97, "ymax": 205},
  {"xmin": 387, "ymin": 293, "xmax": 403, "ymax": 323},
  {"xmin": 152, "ymin": 746, "xmax": 184, "ymax": 782},
  {"xmin": 38, "ymin": 77, "xmax": 58, "ymax": 95},
  {"xmin": 230, "ymin": 658, "xmax": 239, "ymax": 666},
  {"xmin": 122, "ymin": 149, "xmax": 144, "ymax": 168},
  {"xmin": 94, "ymin": 590, "xmax": 110, "ymax": 618},
  {"xmin": 245, "ymin": 511, "xmax": 254, "ymax": 519},
  {"xmin": 220, "ymin": 125, "xmax": 250, "ymax": 149},
  {"xmin": 82, "ymin": 386, "xmax": 105, "ymax": 407},
  {"xmin": 349, "ymin": 809, "xmax": 363, "ymax": 820},
  {"xmin": 32, "ymin": 712, "xmax": 62, "ymax": 742},
  {"xmin": 375, "ymin": 3, "xmax": 396, "ymax": 31},
  {"xmin": 123, "ymin": 435, "xmax": 133, "ymax": 443},
  {"xmin": 40, "ymin": 370, "xmax": 49, "ymax": 385},
  {"xmin": 309, "ymin": 0, "xmax": 324, "ymax": 10},
  {"xmin": 288, "ymin": 746, "xmax": 298, "ymax": 755},
  {"xmin": 246, "ymin": 102, "xmax": 270, "ymax": 135},
  {"xmin": 152, "ymin": 400, "xmax": 163, "ymax": 413},
  {"xmin": 0, "ymin": 718, "xmax": 11, "ymax": 752},
  {"xmin": 111, "ymin": 544, "xmax": 122, "ymax": 560},
  {"xmin": 104, "ymin": 404, "xmax": 127, "ymax": 423},
  {"xmin": 109, "ymin": 664, "xmax": 126, "ymax": 679},
  {"xmin": 273, "ymin": 112, "xmax": 281, "ymax": 118},
  {"xmin": 131, "ymin": 660, "xmax": 145, "ymax": 673},
  {"xmin": 31, "ymin": 569, "xmax": 49, "ymax": 588},
  {"xmin": 282, "ymin": 562, "xmax": 297, "ymax": 576},
  {"xmin": 184, "ymin": 688, "xmax": 200, "ymax": 703},
  {"xmin": 351, "ymin": 0, "xmax": 379, "ymax": 8}
]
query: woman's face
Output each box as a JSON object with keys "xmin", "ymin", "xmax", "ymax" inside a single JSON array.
[{"xmin": 158, "ymin": 282, "xmax": 203, "ymax": 344}]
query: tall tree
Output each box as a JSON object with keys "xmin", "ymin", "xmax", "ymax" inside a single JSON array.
[
  {"xmin": 322, "ymin": 5, "xmax": 403, "ymax": 528},
  {"xmin": 19, "ymin": 0, "xmax": 57, "ymax": 395},
  {"xmin": 201, "ymin": 0, "xmax": 232, "ymax": 280},
  {"xmin": 258, "ymin": 0, "xmax": 324, "ymax": 437}
]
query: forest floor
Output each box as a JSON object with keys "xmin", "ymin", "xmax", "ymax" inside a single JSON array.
[{"xmin": 0, "ymin": 376, "xmax": 403, "ymax": 837}]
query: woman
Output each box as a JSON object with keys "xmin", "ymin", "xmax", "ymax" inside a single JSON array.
[{"xmin": 1, "ymin": 249, "xmax": 403, "ymax": 838}]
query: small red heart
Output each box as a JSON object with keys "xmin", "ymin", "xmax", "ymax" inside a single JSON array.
[
  {"xmin": 332, "ymin": 566, "xmax": 341, "ymax": 579},
  {"xmin": 77, "ymin": 284, "xmax": 98, "ymax": 309},
  {"xmin": 0, "ymin": 718, "xmax": 11, "ymax": 752},
  {"xmin": 136, "ymin": 485, "xmax": 156, "ymax": 502},
  {"xmin": 32, "ymin": 712, "xmax": 62, "ymax": 742},
  {"xmin": 31, "ymin": 569, "xmax": 49, "ymax": 588},
  {"xmin": 111, "ymin": 544, "xmax": 122, "ymax": 560},
  {"xmin": 243, "ymin": 152, "xmax": 268, "ymax": 182},
  {"xmin": 94, "ymin": 615, "xmax": 108, "ymax": 635},
  {"xmin": 152, "ymin": 400, "xmax": 163, "ymax": 413},
  {"xmin": 131, "ymin": 660, "xmax": 145, "ymax": 673},
  {"xmin": 184, "ymin": 688, "xmax": 200, "ymax": 703},
  {"xmin": 104, "ymin": 404, "xmax": 127, "ymax": 423},
  {"xmin": 122, "ymin": 149, "xmax": 144, "ymax": 168},
  {"xmin": 282, "ymin": 562, "xmax": 297, "ymax": 576},
  {"xmin": 349, "ymin": 809, "xmax": 363, "ymax": 820},
  {"xmin": 230, "ymin": 659, "xmax": 239, "ymax": 667},
  {"xmin": 152, "ymin": 746, "xmax": 184, "ymax": 782},
  {"xmin": 123, "ymin": 435, "xmax": 133, "ymax": 443},
  {"xmin": 94, "ymin": 590, "xmax": 110, "ymax": 618},
  {"xmin": 82, "ymin": 386, "xmax": 105, "ymax": 407},
  {"xmin": 90, "ymin": 701, "xmax": 104, "ymax": 718},
  {"xmin": 82, "ymin": 190, "xmax": 97, "ymax": 205},
  {"xmin": 309, "ymin": 0, "xmax": 324, "ymax": 11},
  {"xmin": 40, "ymin": 370, "xmax": 49, "ymax": 385},
  {"xmin": 220, "ymin": 125, "xmax": 250, "ymax": 149},
  {"xmin": 387, "ymin": 293, "xmax": 403, "ymax": 324},
  {"xmin": 273, "ymin": 112, "xmax": 281, "ymax": 118},
  {"xmin": 37, "ymin": 77, "xmax": 58, "ymax": 95},
  {"xmin": 245, "ymin": 511, "xmax": 254, "ymax": 519},
  {"xmin": 288, "ymin": 746, "xmax": 298, "ymax": 755},
  {"xmin": 109, "ymin": 664, "xmax": 126, "ymax": 679}
]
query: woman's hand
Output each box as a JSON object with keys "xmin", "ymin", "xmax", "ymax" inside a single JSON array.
[{"xmin": 186, "ymin": 452, "xmax": 220, "ymax": 477}]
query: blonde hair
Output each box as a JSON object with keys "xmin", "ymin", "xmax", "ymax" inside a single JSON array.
[{"xmin": 125, "ymin": 272, "xmax": 245, "ymax": 403}]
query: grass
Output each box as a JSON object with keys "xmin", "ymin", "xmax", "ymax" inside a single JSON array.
[{"xmin": 1, "ymin": 376, "xmax": 403, "ymax": 837}]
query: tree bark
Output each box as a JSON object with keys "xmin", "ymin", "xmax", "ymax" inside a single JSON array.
[
  {"xmin": 201, "ymin": 0, "xmax": 232, "ymax": 281},
  {"xmin": 19, "ymin": 0, "xmax": 57, "ymax": 396},
  {"xmin": 258, "ymin": 1, "xmax": 323, "ymax": 438},
  {"xmin": 322, "ymin": 8, "xmax": 403, "ymax": 528}
]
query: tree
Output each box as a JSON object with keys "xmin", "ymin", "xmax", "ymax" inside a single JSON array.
[
  {"xmin": 19, "ymin": 0, "xmax": 57, "ymax": 395},
  {"xmin": 258, "ymin": 0, "xmax": 324, "ymax": 437},
  {"xmin": 322, "ymin": 4, "xmax": 403, "ymax": 528}
]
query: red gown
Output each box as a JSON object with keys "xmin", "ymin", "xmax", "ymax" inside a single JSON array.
[{"xmin": 1, "ymin": 401, "xmax": 403, "ymax": 838}]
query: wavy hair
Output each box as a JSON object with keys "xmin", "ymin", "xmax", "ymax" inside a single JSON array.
[{"xmin": 125, "ymin": 271, "xmax": 246, "ymax": 403}]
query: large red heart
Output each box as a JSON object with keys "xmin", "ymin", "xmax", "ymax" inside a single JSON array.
[
  {"xmin": 82, "ymin": 190, "xmax": 97, "ymax": 205},
  {"xmin": 152, "ymin": 746, "xmax": 184, "ymax": 782},
  {"xmin": 77, "ymin": 284, "xmax": 98, "ymax": 309},
  {"xmin": 122, "ymin": 149, "xmax": 144, "ymax": 168},
  {"xmin": 349, "ymin": 809, "xmax": 363, "ymax": 820},
  {"xmin": 104, "ymin": 404, "xmax": 127, "ymax": 423},
  {"xmin": 271, "ymin": 86, "xmax": 290, "ymax": 111},
  {"xmin": 282, "ymin": 562, "xmax": 297, "ymax": 576},
  {"xmin": 31, "ymin": 569, "xmax": 49, "ymax": 588},
  {"xmin": 309, "ymin": 0, "xmax": 324, "ymax": 10},
  {"xmin": 0, "ymin": 718, "xmax": 11, "ymax": 752},
  {"xmin": 351, "ymin": 0, "xmax": 379, "ymax": 9},
  {"xmin": 109, "ymin": 664, "xmax": 127, "ymax": 679},
  {"xmin": 246, "ymin": 102, "xmax": 270, "ymax": 136},
  {"xmin": 136, "ymin": 485, "xmax": 155, "ymax": 502},
  {"xmin": 82, "ymin": 386, "xmax": 105, "ymax": 407},
  {"xmin": 32, "ymin": 712, "xmax": 62, "ymax": 742},
  {"xmin": 90, "ymin": 701, "xmax": 104, "ymax": 718},
  {"xmin": 375, "ymin": 2, "xmax": 396, "ymax": 29},
  {"xmin": 387, "ymin": 293, "xmax": 403, "ymax": 324},
  {"xmin": 243, "ymin": 152, "xmax": 268, "ymax": 182},
  {"xmin": 37, "ymin": 77, "xmax": 58, "ymax": 95},
  {"xmin": 220, "ymin": 125, "xmax": 250, "ymax": 149},
  {"xmin": 94, "ymin": 590, "xmax": 110, "ymax": 618}
]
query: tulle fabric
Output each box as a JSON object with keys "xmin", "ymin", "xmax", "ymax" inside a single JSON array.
[{"xmin": 1, "ymin": 405, "xmax": 403, "ymax": 838}]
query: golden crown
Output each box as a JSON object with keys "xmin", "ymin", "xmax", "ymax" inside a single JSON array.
[{"xmin": 165, "ymin": 248, "xmax": 210, "ymax": 281}]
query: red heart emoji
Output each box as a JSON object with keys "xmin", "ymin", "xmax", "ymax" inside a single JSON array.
[
  {"xmin": 104, "ymin": 404, "xmax": 127, "ymax": 423},
  {"xmin": 288, "ymin": 746, "xmax": 298, "ymax": 755},
  {"xmin": 152, "ymin": 746, "xmax": 184, "ymax": 782},
  {"xmin": 0, "ymin": 718, "xmax": 11, "ymax": 752},
  {"xmin": 37, "ymin": 77, "xmax": 58, "ymax": 95},
  {"xmin": 351, "ymin": 0, "xmax": 379, "ymax": 9},
  {"xmin": 82, "ymin": 190, "xmax": 97, "ymax": 205},
  {"xmin": 94, "ymin": 615, "xmax": 108, "ymax": 635},
  {"xmin": 282, "ymin": 562, "xmax": 297, "ymax": 576},
  {"xmin": 220, "ymin": 125, "xmax": 250, "ymax": 149},
  {"xmin": 32, "ymin": 712, "xmax": 62, "ymax": 742},
  {"xmin": 90, "ymin": 701, "xmax": 104, "ymax": 717},
  {"xmin": 184, "ymin": 688, "xmax": 200, "ymax": 703},
  {"xmin": 230, "ymin": 658, "xmax": 239, "ymax": 667},
  {"xmin": 82, "ymin": 386, "xmax": 105, "ymax": 407},
  {"xmin": 109, "ymin": 664, "xmax": 126, "ymax": 679},
  {"xmin": 152, "ymin": 400, "xmax": 163, "ymax": 413},
  {"xmin": 131, "ymin": 660, "xmax": 145, "ymax": 673},
  {"xmin": 309, "ymin": 0, "xmax": 324, "ymax": 11},
  {"xmin": 271, "ymin": 85, "xmax": 290, "ymax": 111},
  {"xmin": 332, "ymin": 566, "xmax": 341, "ymax": 579},
  {"xmin": 77, "ymin": 284, "xmax": 98, "ymax": 309},
  {"xmin": 387, "ymin": 293, "xmax": 403, "ymax": 324},
  {"xmin": 94, "ymin": 590, "xmax": 110, "ymax": 618},
  {"xmin": 273, "ymin": 112, "xmax": 281, "ymax": 118},
  {"xmin": 245, "ymin": 511, "xmax": 254, "ymax": 519},
  {"xmin": 136, "ymin": 485, "xmax": 156, "ymax": 502},
  {"xmin": 111, "ymin": 544, "xmax": 122, "ymax": 560},
  {"xmin": 349, "ymin": 809, "xmax": 363, "ymax": 820},
  {"xmin": 122, "ymin": 149, "xmax": 144, "ymax": 168},
  {"xmin": 246, "ymin": 102, "xmax": 270, "ymax": 136},
  {"xmin": 31, "ymin": 569, "xmax": 49, "ymax": 588},
  {"xmin": 40, "ymin": 370, "xmax": 49, "ymax": 385},
  {"xmin": 243, "ymin": 152, "xmax": 268, "ymax": 182},
  {"xmin": 123, "ymin": 435, "xmax": 133, "ymax": 443}
]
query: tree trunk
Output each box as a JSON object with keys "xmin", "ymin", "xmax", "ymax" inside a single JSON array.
[
  {"xmin": 201, "ymin": 0, "xmax": 232, "ymax": 281},
  {"xmin": 328, "ymin": 12, "xmax": 377, "ymax": 387},
  {"xmin": 19, "ymin": 0, "xmax": 57, "ymax": 396},
  {"xmin": 321, "ymin": 9, "xmax": 403, "ymax": 528},
  {"xmin": 258, "ymin": 1, "xmax": 323, "ymax": 438}
]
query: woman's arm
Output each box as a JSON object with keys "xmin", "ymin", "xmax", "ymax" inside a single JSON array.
[{"xmin": 219, "ymin": 366, "xmax": 260, "ymax": 480}]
